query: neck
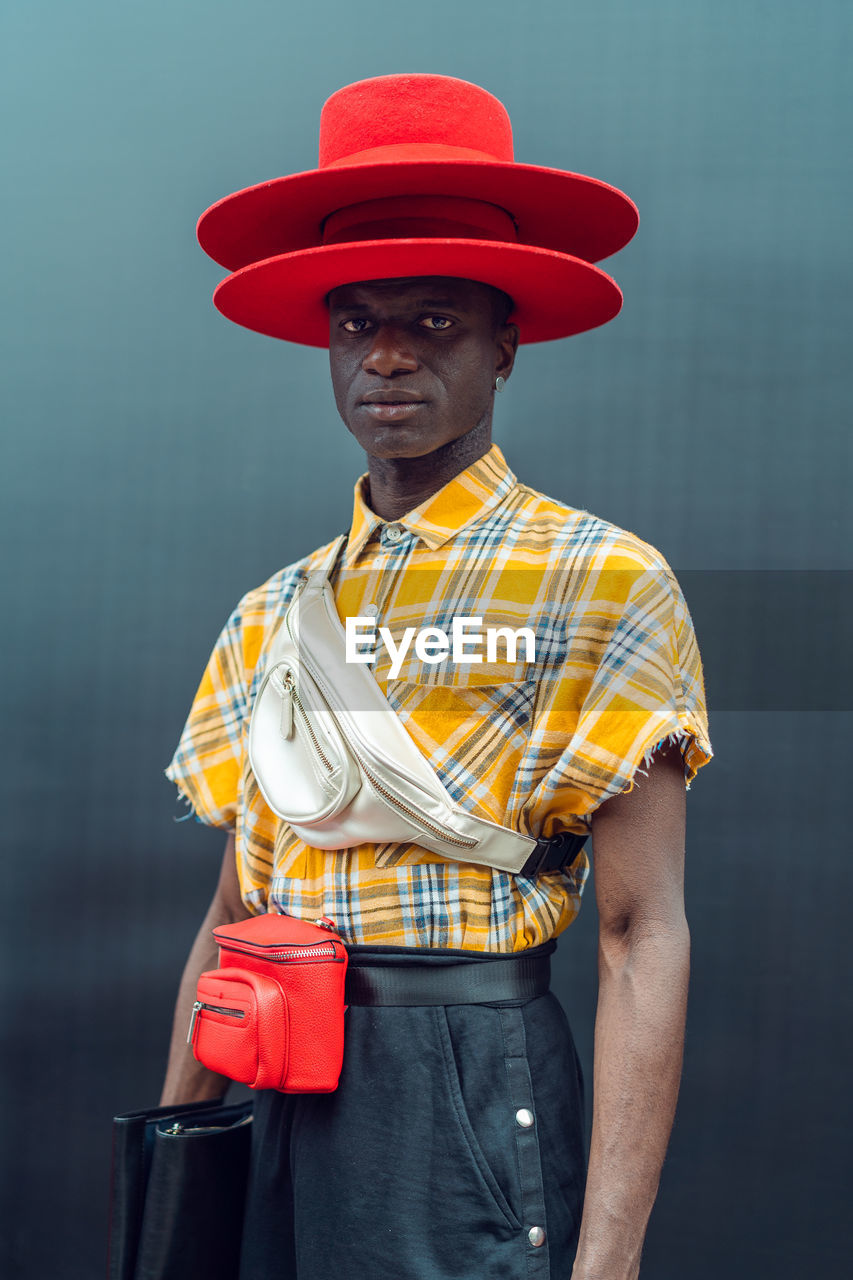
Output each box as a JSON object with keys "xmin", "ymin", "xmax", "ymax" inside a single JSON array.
[{"xmin": 364, "ymin": 421, "xmax": 492, "ymax": 521}]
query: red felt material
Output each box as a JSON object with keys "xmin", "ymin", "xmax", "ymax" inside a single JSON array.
[
  {"xmin": 195, "ymin": 73, "xmax": 639, "ymax": 344},
  {"xmin": 213, "ymin": 238, "xmax": 623, "ymax": 347},
  {"xmin": 197, "ymin": 160, "xmax": 638, "ymax": 272},
  {"xmin": 321, "ymin": 195, "xmax": 519, "ymax": 245},
  {"xmin": 317, "ymin": 74, "xmax": 514, "ymax": 166}
]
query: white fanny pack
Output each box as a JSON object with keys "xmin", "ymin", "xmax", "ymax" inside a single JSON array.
[{"xmin": 247, "ymin": 536, "xmax": 586, "ymax": 877}]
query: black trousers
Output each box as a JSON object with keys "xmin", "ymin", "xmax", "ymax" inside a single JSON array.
[{"xmin": 238, "ymin": 944, "xmax": 588, "ymax": 1279}]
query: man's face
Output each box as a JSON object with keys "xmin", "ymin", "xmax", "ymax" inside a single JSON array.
[{"xmin": 327, "ymin": 276, "xmax": 518, "ymax": 460}]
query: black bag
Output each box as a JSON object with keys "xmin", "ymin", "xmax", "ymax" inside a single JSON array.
[{"xmin": 108, "ymin": 1096, "xmax": 253, "ymax": 1280}]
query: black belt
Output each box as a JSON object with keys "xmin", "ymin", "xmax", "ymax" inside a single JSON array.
[{"xmin": 344, "ymin": 941, "xmax": 555, "ymax": 1006}]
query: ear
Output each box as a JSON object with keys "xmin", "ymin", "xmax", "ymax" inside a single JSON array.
[{"xmin": 495, "ymin": 323, "xmax": 520, "ymax": 382}]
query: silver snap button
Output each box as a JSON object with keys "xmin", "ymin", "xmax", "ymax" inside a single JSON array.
[
  {"xmin": 515, "ymin": 1108, "xmax": 534, "ymax": 1128},
  {"xmin": 383, "ymin": 523, "xmax": 403, "ymax": 544},
  {"xmin": 528, "ymin": 1226, "xmax": 546, "ymax": 1248},
  {"xmin": 362, "ymin": 603, "xmax": 378, "ymax": 617}
]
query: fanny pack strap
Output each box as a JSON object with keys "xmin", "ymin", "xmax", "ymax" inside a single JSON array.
[
  {"xmin": 313, "ymin": 532, "xmax": 348, "ymax": 580},
  {"xmin": 283, "ymin": 533, "xmax": 588, "ymax": 879}
]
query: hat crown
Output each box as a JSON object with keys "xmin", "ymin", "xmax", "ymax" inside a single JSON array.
[{"xmin": 318, "ymin": 73, "xmax": 514, "ymax": 168}]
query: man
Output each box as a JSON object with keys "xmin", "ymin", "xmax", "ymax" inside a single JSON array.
[{"xmin": 161, "ymin": 75, "xmax": 713, "ymax": 1279}]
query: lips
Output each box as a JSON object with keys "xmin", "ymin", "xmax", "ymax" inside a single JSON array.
[
  {"xmin": 360, "ymin": 391, "xmax": 426, "ymax": 406},
  {"xmin": 361, "ymin": 400, "xmax": 425, "ymax": 420},
  {"xmin": 359, "ymin": 390, "xmax": 427, "ymax": 420}
]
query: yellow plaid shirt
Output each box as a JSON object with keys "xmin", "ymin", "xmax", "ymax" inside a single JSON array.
[{"xmin": 166, "ymin": 444, "xmax": 713, "ymax": 951}]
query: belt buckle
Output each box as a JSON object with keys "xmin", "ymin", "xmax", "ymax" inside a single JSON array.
[
  {"xmin": 520, "ymin": 830, "xmax": 587, "ymax": 878},
  {"xmin": 519, "ymin": 837, "xmax": 554, "ymax": 878}
]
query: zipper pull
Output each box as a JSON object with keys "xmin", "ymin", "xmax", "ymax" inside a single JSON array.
[
  {"xmin": 280, "ymin": 671, "xmax": 294, "ymax": 739},
  {"xmin": 186, "ymin": 1000, "xmax": 202, "ymax": 1045}
]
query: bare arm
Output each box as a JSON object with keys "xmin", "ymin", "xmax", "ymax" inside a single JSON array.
[
  {"xmin": 159, "ymin": 832, "xmax": 254, "ymax": 1106},
  {"xmin": 571, "ymin": 739, "xmax": 691, "ymax": 1280}
]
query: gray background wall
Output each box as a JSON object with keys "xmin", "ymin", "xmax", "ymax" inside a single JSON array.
[{"xmin": 1, "ymin": 1, "xmax": 851, "ymax": 1276}]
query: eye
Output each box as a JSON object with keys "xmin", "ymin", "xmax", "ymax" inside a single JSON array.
[
  {"xmin": 340, "ymin": 317, "xmax": 372, "ymax": 333},
  {"xmin": 420, "ymin": 315, "xmax": 454, "ymax": 330}
]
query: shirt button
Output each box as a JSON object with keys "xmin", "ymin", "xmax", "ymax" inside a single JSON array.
[
  {"xmin": 362, "ymin": 603, "xmax": 378, "ymax": 617},
  {"xmin": 515, "ymin": 1108, "xmax": 534, "ymax": 1128},
  {"xmin": 383, "ymin": 523, "xmax": 403, "ymax": 544},
  {"xmin": 528, "ymin": 1226, "xmax": 546, "ymax": 1248}
]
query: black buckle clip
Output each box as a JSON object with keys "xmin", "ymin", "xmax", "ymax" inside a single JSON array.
[{"xmin": 519, "ymin": 830, "xmax": 589, "ymax": 879}]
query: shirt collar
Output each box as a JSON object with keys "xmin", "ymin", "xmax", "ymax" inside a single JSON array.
[{"xmin": 344, "ymin": 443, "xmax": 517, "ymax": 562}]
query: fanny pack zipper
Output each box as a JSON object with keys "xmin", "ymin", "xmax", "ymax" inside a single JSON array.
[
  {"xmin": 353, "ymin": 752, "xmax": 477, "ymax": 849},
  {"xmin": 269, "ymin": 665, "xmax": 336, "ymax": 774}
]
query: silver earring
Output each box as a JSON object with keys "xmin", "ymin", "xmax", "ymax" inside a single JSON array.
[{"xmin": 495, "ymin": 375, "xmax": 506, "ymax": 393}]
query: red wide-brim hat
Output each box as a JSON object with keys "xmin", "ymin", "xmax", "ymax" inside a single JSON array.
[{"xmin": 197, "ymin": 74, "xmax": 640, "ymax": 346}]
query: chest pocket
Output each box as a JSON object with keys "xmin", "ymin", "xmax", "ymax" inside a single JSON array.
[{"xmin": 385, "ymin": 663, "xmax": 538, "ymax": 826}]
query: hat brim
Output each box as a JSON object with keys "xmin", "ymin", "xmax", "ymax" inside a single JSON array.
[
  {"xmin": 211, "ymin": 239, "xmax": 623, "ymax": 346},
  {"xmin": 197, "ymin": 160, "xmax": 639, "ymax": 272}
]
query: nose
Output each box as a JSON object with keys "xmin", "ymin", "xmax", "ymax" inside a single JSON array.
[{"xmin": 361, "ymin": 324, "xmax": 419, "ymax": 378}]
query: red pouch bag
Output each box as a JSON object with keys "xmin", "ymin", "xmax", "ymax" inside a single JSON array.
[{"xmin": 188, "ymin": 914, "xmax": 348, "ymax": 1093}]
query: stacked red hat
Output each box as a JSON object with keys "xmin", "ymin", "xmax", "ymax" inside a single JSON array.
[{"xmin": 197, "ymin": 73, "xmax": 639, "ymax": 346}]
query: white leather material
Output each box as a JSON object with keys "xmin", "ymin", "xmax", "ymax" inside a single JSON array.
[
  {"xmin": 247, "ymin": 538, "xmax": 538, "ymax": 875},
  {"xmin": 249, "ymin": 652, "xmax": 362, "ymax": 823}
]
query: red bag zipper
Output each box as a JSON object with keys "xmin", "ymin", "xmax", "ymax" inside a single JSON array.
[
  {"xmin": 186, "ymin": 1000, "xmax": 245, "ymax": 1044},
  {"xmin": 214, "ymin": 939, "xmax": 339, "ymax": 963}
]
